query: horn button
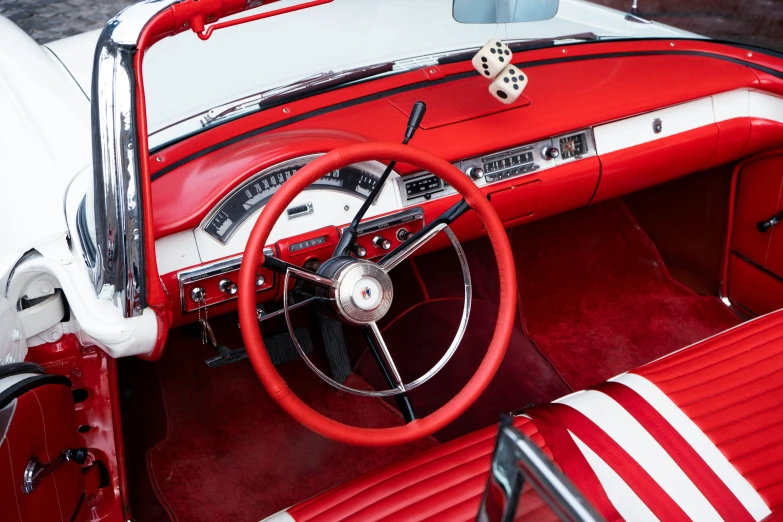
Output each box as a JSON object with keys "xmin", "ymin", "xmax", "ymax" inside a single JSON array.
[{"xmin": 330, "ymin": 260, "xmax": 393, "ymax": 325}]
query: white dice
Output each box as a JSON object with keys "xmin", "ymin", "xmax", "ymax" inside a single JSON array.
[
  {"xmin": 489, "ymin": 64, "xmax": 528, "ymax": 104},
  {"xmin": 472, "ymin": 39, "xmax": 513, "ymax": 79}
]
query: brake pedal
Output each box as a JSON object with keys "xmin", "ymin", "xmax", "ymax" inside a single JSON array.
[{"xmin": 316, "ymin": 307, "xmax": 351, "ymax": 383}]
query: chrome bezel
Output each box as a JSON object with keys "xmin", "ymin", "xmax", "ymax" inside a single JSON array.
[{"xmin": 198, "ymin": 154, "xmax": 391, "ymax": 245}]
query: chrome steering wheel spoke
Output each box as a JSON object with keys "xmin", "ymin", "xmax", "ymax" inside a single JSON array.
[
  {"xmin": 364, "ymin": 322, "xmax": 405, "ymax": 391},
  {"xmin": 377, "ymin": 198, "xmax": 470, "ymax": 273},
  {"xmin": 280, "ymin": 225, "xmax": 472, "ymax": 398}
]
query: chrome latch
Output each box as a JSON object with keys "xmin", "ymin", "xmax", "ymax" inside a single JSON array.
[{"xmin": 23, "ymin": 448, "xmax": 88, "ymax": 494}]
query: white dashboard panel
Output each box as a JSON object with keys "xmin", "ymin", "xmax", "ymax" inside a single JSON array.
[
  {"xmin": 593, "ymin": 97, "xmax": 715, "ymax": 155},
  {"xmin": 156, "ymin": 230, "xmax": 201, "ymax": 274},
  {"xmin": 749, "ymin": 90, "xmax": 783, "ymax": 123},
  {"xmin": 713, "ymin": 89, "xmax": 750, "ymax": 121}
]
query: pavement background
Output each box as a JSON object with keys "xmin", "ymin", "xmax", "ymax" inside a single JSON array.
[{"xmin": 0, "ymin": 0, "xmax": 780, "ymax": 50}]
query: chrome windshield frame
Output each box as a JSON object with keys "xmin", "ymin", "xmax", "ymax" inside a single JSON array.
[{"xmin": 89, "ymin": 0, "xmax": 183, "ymax": 317}]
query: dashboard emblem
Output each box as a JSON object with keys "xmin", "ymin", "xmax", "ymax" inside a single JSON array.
[{"xmin": 361, "ymin": 287, "xmax": 372, "ymax": 300}]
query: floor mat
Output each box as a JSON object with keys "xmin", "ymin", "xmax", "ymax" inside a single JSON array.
[
  {"xmin": 357, "ymin": 298, "xmax": 570, "ymax": 442},
  {"xmin": 147, "ymin": 331, "xmax": 436, "ymax": 522},
  {"xmin": 510, "ymin": 200, "xmax": 741, "ymax": 391}
]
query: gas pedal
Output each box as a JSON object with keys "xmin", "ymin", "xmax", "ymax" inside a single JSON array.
[{"xmin": 205, "ymin": 328, "xmax": 313, "ymax": 368}]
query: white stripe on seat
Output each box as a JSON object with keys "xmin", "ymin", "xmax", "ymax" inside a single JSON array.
[
  {"xmin": 556, "ymin": 390, "xmax": 724, "ymax": 521},
  {"xmin": 611, "ymin": 373, "xmax": 771, "ymax": 521},
  {"xmin": 260, "ymin": 510, "xmax": 295, "ymax": 522},
  {"xmin": 570, "ymin": 432, "xmax": 659, "ymax": 522}
]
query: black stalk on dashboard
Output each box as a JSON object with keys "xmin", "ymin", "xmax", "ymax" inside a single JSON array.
[{"xmin": 331, "ymin": 101, "xmax": 427, "ymax": 257}]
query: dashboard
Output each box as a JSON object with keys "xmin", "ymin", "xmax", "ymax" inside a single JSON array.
[{"xmin": 150, "ymin": 50, "xmax": 783, "ymax": 325}]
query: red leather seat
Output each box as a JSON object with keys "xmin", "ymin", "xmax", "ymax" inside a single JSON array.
[{"xmin": 265, "ymin": 310, "xmax": 783, "ymax": 522}]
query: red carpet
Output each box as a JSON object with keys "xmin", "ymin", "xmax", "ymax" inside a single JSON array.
[
  {"xmin": 510, "ymin": 201, "xmax": 741, "ymax": 391},
  {"xmin": 146, "ymin": 331, "xmax": 436, "ymax": 522},
  {"xmin": 358, "ymin": 298, "xmax": 571, "ymax": 442}
]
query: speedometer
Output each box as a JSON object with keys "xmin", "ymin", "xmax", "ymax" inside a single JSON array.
[{"xmin": 203, "ymin": 155, "xmax": 381, "ymax": 244}]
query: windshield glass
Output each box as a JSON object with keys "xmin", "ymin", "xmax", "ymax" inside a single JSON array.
[
  {"xmin": 587, "ymin": 0, "xmax": 782, "ymax": 52},
  {"xmin": 144, "ymin": 0, "xmax": 782, "ymax": 149}
]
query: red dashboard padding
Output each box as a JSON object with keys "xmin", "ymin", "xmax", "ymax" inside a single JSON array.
[
  {"xmin": 387, "ymin": 76, "xmax": 531, "ymax": 130},
  {"xmin": 636, "ymin": 310, "xmax": 783, "ymax": 512},
  {"xmin": 238, "ymin": 142, "xmax": 517, "ymax": 447},
  {"xmin": 0, "ymin": 382, "xmax": 84, "ymax": 522}
]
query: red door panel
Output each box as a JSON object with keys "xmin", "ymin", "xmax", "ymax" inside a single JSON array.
[
  {"xmin": 727, "ymin": 152, "xmax": 783, "ymax": 315},
  {"xmin": 0, "ymin": 380, "xmax": 84, "ymax": 522}
]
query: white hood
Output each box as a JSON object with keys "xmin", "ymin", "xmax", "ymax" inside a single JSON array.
[{"xmin": 0, "ymin": 16, "xmax": 92, "ymax": 272}]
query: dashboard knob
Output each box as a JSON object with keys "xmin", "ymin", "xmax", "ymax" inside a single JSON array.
[
  {"xmin": 373, "ymin": 236, "xmax": 392, "ymax": 250},
  {"xmin": 190, "ymin": 287, "xmax": 206, "ymax": 302},
  {"xmin": 218, "ymin": 278, "xmax": 238, "ymax": 295},
  {"xmin": 466, "ymin": 166, "xmax": 484, "ymax": 180},
  {"xmin": 255, "ymin": 274, "xmax": 265, "ymax": 287},
  {"xmin": 396, "ymin": 228, "xmax": 411, "ymax": 242},
  {"xmin": 353, "ymin": 245, "xmax": 367, "ymax": 258},
  {"xmin": 541, "ymin": 146, "xmax": 560, "ymax": 161}
]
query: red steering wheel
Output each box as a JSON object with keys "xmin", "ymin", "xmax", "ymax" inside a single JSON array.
[{"xmin": 238, "ymin": 142, "xmax": 517, "ymax": 446}]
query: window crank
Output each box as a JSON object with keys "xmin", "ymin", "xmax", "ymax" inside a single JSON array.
[
  {"xmin": 758, "ymin": 210, "xmax": 783, "ymax": 232},
  {"xmin": 23, "ymin": 448, "xmax": 88, "ymax": 494}
]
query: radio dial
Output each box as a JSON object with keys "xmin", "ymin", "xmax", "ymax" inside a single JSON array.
[
  {"xmin": 466, "ymin": 166, "xmax": 484, "ymax": 180},
  {"xmin": 541, "ymin": 146, "xmax": 560, "ymax": 161},
  {"xmin": 373, "ymin": 236, "xmax": 392, "ymax": 250}
]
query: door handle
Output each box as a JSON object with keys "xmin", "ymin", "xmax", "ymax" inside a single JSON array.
[
  {"xmin": 22, "ymin": 448, "xmax": 88, "ymax": 494},
  {"xmin": 758, "ymin": 210, "xmax": 783, "ymax": 232}
]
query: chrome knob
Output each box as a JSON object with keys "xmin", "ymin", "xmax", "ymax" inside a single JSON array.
[
  {"xmin": 218, "ymin": 279, "xmax": 238, "ymax": 295},
  {"xmin": 353, "ymin": 245, "xmax": 367, "ymax": 258},
  {"xmin": 373, "ymin": 236, "xmax": 392, "ymax": 250},
  {"xmin": 190, "ymin": 287, "xmax": 206, "ymax": 302},
  {"xmin": 466, "ymin": 166, "xmax": 484, "ymax": 180},
  {"xmin": 541, "ymin": 146, "xmax": 560, "ymax": 161},
  {"xmin": 396, "ymin": 228, "xmax": 410, "ymax": 242},
  {"xmin": 256, "ymin": 274, "xmax": 266, "ymax": 287}
]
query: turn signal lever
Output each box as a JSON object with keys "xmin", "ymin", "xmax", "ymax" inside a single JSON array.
[
  {"xmin": 758, "ymin": 210, "xmax": 783, "ymax": 232},
  {"xmin": 332, "ymin": 101, "xmax": 427, "ymax": 257}
]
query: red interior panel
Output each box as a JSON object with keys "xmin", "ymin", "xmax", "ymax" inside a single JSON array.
[
  {"xmin": 728, "ymin": 254, "xmax": 783, "ymax": 316},
  {"xmin": 726, "ymin": 152, "xmax": 783, "ymax": 315},
  {"xmin": 593, "ymin": 125, "xmax": 719, "ymax": 203},
  {"xmin": 488, "ymin": 180, "xmax": 541, "ymax": 224},
  {"xmin": 151, "ymin": 52, "xmax": 760, "ymax": 239},
  {"xmin": 0, "ymin": 383, "xmax": 83, "ymax": 522}
]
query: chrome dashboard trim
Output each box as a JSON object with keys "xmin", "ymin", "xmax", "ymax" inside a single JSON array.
[
  {"xmin": 176, "ymin": 248, "xmax": 274, "ymax": 312},
  {"xmin": 90, "ymin": 0, "xmax": 184, "ymax": 317},
  {"xmin": 398, "ymin": 128, "xmax": 596, "ymax": 207}
]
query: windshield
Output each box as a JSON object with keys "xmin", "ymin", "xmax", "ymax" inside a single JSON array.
[
  {"xmin": 138, "ymin": 0, "xmax": 782, "ymax": 149},
  {"xmin": 588, "ymin": 0, "xmax": 782, "ymax": 53}
]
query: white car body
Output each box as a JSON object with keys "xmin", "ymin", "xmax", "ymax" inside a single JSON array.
[{"xmin": 0, "ymin": 0, "xmax": 694, "ymax": 362}]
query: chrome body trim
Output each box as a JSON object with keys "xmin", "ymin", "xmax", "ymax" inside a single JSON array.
[{"xmin": 89, "ymin": 0, "xmax": 184, "ymax": 317}]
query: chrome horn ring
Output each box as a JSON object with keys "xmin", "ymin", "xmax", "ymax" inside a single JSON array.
[{"xmin": 283, "ymin": 226, "xmax": 472, "ymax": 397}]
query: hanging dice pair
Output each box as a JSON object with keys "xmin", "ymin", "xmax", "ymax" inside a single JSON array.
[{"xmin": 472, "ymin": 39, "xmax": 528, "ymax": 104}]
